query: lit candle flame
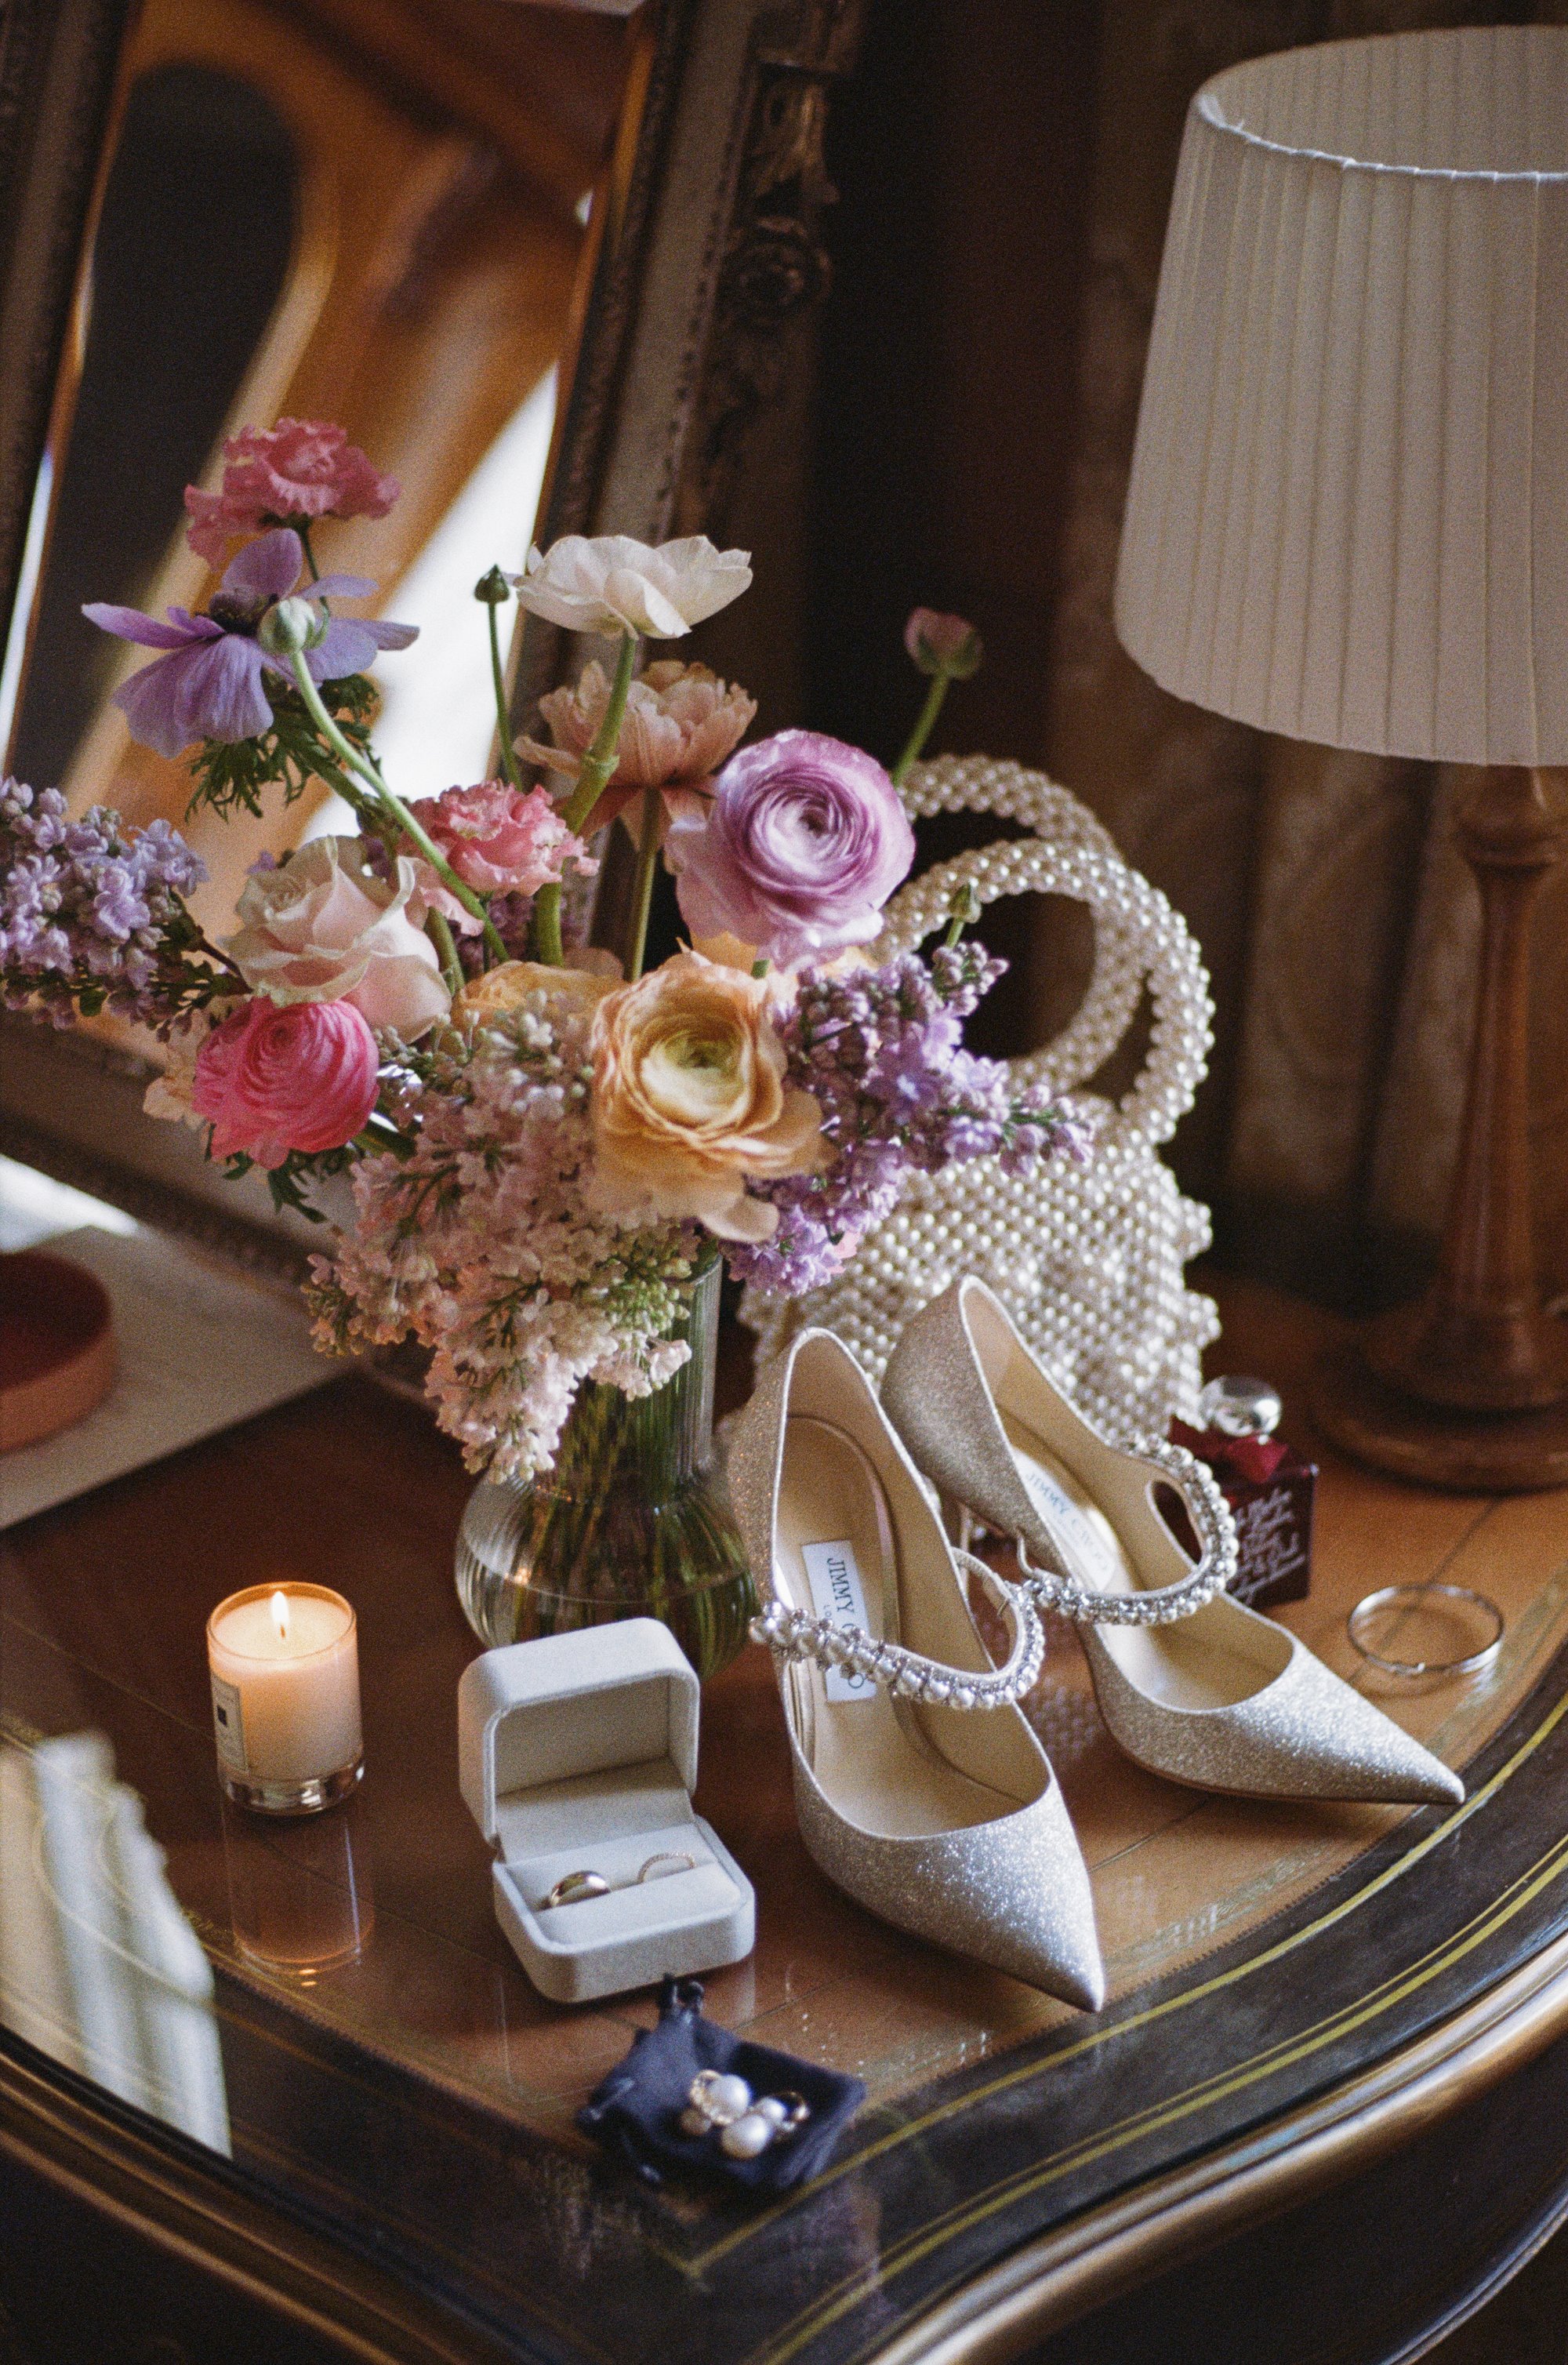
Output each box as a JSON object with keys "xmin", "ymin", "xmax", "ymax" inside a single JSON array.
[{"xmin": 270, "ymin": 1589, "xmax": 291, "ymax": 1643}]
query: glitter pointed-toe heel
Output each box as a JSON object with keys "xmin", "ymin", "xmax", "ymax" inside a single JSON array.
[
  {"xmin": 883, "ymin": 1278, "xmax": 1464, "ymax": 1810},
  {"xmin": 728, "ymin": 1327, "xmax": 1105, "ymax": 2009}
]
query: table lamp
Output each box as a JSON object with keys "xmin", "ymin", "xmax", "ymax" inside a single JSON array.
[{"xmin": 1113, "ymin": 24, "xmax": 1567, "ymax": 1491}]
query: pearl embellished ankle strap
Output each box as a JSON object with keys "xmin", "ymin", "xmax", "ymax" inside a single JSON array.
[
  {"xmin": 1013, "ymin": 1436, "xmax": 1238, "ymax": 1626},
  {"xmin": 751, "ymin": 1552, "xmax": 1045, "ymax": 1709}
]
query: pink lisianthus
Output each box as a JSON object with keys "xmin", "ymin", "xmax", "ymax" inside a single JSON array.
[
  {"xmin": 191, "ymin": 997, "xmax": 379, "ymax": 1168},
  {"xmin": 405, "ymin": 780, "xmax": 597, "ymax": 898},
  {"xmin": 516, "ymin": 659, "xmax": 756, "ymax": 834},
  {"xmin": 665, "ymin": 730, "xmax": 915, "ymax": 970},
  {"xmin": 184, "ymin": 420, "xmax": 399, "ymax": 567}
]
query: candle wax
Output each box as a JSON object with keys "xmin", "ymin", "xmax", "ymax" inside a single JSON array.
[{"xmin": 208, "ymin": 1586, "xmax": 361, "ymax": 1785}]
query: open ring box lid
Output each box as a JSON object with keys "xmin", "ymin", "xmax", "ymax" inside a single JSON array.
[{"xmin": 458, "ymin": 1620, "xmax": 754, "ymax": 2005}]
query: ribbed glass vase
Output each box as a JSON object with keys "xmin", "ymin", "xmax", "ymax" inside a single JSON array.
[{"xmin": 453, "ymin": 1258, "xmax": 755, "ymax": 1679}]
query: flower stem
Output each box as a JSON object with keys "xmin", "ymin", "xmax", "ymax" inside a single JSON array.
[
  {"xmin": 487, "ymin": 600, "xmax": 526, "ymax": 793},
  {"xmin": 532, "ymin": 627, "xmax": 639, "ymax": 966},
  {"xmin": 297, "ymin": 523, "xmax": 321, "ymax": 584},
  {"xmin": 426, "ymin": 907, "xmax": 462, "ymax": 995},
  {"xmin": 891, "ymin": 673, "xmax": 949, "ymax": 787},
  {"xmin": 562, "ymin": 630, "xmax": 639, "ymax": 834},
  {"xmin": 286, "ymin": 649, "xmax": 509, "ymax": 967},
  {"xmin": 626, "ymin": 788, "xmax": 662, "ymax": 981}
]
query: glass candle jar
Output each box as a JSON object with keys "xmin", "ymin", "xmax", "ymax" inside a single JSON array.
[{"xmin": 206, "ymin": 1583, "xmax": 362, "ymax": 1815}]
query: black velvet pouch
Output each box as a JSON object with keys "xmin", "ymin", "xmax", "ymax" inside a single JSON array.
[{"xmin": 578, "ymin": 1977, "xmax": 866, "ymax": 2194}]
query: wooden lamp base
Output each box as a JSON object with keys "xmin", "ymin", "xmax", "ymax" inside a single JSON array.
[
  {"xmin": 1312, "ymin": 1341, "xmax": 1568, "ymax": 1492},
  {"xmin": 1310, "ymin": 765, "xmax": 1568, "ymax": 1495}
]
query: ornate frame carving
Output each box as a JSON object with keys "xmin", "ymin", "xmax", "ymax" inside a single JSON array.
[{"xmin": 0, "ymin": 0, "xmax": 869, "ymax": 1264}]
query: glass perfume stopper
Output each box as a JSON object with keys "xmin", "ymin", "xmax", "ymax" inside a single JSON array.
[{"xmin": 1196, "ymin": 1374, "xmax": 1283, "ymax": 1440}]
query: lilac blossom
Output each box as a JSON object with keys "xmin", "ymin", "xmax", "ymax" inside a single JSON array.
[
  {"xmin": 0, "ymin": 777, "xmax": 208, "ymax": 1026},
  {"xmin": 727, "ymin": 942, "xmax": 1093, "ymax": 1295},
  {"xmin": 83, "ymin": 528, "xmax": 417, "ymax": 758}
]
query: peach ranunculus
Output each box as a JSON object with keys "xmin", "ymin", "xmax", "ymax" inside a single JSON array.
[
  {"xmin": 452, "ymin": 958, "xmax": 619, "ymax": 1026},
  {"xmin": 586, "ymin": 950, "xmax": 822, "ymax": 1242},
  {"xmin": 226, "ymin": 836, "xmax": 449, "ymax": 1039},
  {"xmin": 516, "ymin": 660, "xmax": 756, "ymax": 834}
]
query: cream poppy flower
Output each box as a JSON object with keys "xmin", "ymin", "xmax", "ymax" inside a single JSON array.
[{"xmin": 508, "ymin": 536, "xmax": 752, "ymax": 639}]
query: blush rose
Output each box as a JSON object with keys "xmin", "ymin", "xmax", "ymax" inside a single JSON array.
[{"xmin": 226, "ymin": 837, "xmax": 449, "ymax": 1038}]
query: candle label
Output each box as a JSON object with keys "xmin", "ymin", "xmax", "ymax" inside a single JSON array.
[{"xmin": 211, "ymin": 1673, "xmax": 249, "ymax": 1772}]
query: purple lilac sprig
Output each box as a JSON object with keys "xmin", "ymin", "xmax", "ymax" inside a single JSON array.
[
  {"xmin": 0, "ymin": 777, "xmax": 220, "ymax": 1030},
  {"xmin": 726, "ymin": 941, "xmax": 1094, "ymax": 1295}
]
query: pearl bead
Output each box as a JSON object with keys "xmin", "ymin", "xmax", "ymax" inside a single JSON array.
[
  {"xmin": 735, "ymin": 750, "xmax": 1221, "ymax": 1548},
  {"xmin": 755, "ymin": 2095, "xmax": 790, "ymax": 2127},
  {"xmin": 704, "ymin": 2073, "xmax": 753, "ymax": 2123},
  {"xmin": 720, "ymin": 2111, "xmax": 775, "ymax": 2159}
]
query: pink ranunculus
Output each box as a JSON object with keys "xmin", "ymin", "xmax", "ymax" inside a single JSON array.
[
  {"xmin": 406, "ymin": 780, "xmax": 597, "ymax": 898},
  {"xmin": 191, "ymin": 997, "xmax": 379, "ymax": 1168},
  {"xmin": 184, "ymin": 420, "xmax": 399, "ymax": 567},
  {"xmin": 904, "ymin": 608, "xmax": 983, "ymax": 679},
  {"xmin": 665, "ymin": 730, "xmax": 916, "ymax": 971}
]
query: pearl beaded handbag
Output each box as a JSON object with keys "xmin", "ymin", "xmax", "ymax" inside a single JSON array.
[{"xmin": 738, "ymin": 755, "xmax": 1220, "ymax": 1439}]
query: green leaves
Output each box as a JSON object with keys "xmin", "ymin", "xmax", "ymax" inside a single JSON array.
[
  {"xmin": 186, "ymin": 675, "xmax": 379, "ymax": 820},
  {"xmin": 217, "ymin": 1142, "xmax": 354, "ymax": 1220}
]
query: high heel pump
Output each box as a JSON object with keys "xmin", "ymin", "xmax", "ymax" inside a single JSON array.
[
  {"xmin": 728, "ymin": 1326, "xmax": 1106, "ymax": 2007},
  {"xmin": 883, "ymin": 1278, "xmax": 1464, "ymax": 1809}
]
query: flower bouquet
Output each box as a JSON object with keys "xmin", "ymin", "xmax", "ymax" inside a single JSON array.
[{"xmin": 2, "ymin": 419, "xmax": 1090, "ymax": 1673}]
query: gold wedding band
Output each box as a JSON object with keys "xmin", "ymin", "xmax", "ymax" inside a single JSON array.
[
  {"xmin": 543, "ymin": 1869, "xmax": 610, "ymax": 1909},
  {"xmin": 543, "ymin": 1853, "xmax": 695, "ymax": 1910}
]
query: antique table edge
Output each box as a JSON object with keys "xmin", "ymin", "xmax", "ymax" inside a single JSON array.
[
  {"xmin": 0, "ymin": 2040, "xmax": 519, "ymax": 2365},
  {"xmin": 859, "ymin": 1924, "xmax": 1568, "ymax": 2365}
]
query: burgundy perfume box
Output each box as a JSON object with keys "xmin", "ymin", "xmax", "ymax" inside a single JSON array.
[{"xmin": 1168, "ymin": 1420, "xmax": 1316, "ymax": 1611}]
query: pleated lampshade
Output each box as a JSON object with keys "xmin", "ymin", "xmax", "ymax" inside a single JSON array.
[{"xmin": 1113, "ymin": 25, "xmax": 1568, "ymax": 767}]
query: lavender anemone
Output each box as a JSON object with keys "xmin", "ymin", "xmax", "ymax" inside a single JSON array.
[{"xmin": 83, "ymin": 527, "xmax": 416, "ymax": 757}]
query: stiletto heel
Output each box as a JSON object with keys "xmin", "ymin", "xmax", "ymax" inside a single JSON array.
[
  {"xmin": 884, "ymin": 1279, "xmax": 1464, "ymax": 1809},
  {"xmin": 728, "ymin": 1328, "xmax": 1105, "ymax": 2007}
]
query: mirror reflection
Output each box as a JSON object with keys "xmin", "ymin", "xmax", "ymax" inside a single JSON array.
[
  {"xmin": 0, "ymin": 1730, "xmax": 230, "ymax": 2153},
  {"xmin": 8, "ymin": 0, "xmax": 632, "ymax": 946}
]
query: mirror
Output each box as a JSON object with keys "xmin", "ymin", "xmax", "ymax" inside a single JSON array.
[
  {"xmin": 0, "ymin": 0, "xmax": 871, "ymax": 1261},
  {"xmin": 5, "ymin": 0, "xmax": 634, "ymax": 944}
]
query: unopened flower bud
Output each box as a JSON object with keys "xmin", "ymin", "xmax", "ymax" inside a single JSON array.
[
  {"xmin": 905, "ymin": 608, "xmax": 983, "ymax": 680},
  {"xmin": 949, "ymin": 881, "xmax": 982, "ymax": 929},
  {"xmin": 474, "ymin": 565, "xmax": 511, "ymax": 606},
  {"xmin": 259, "ymin": 596, "xmax": 324, "ymax": 656}
]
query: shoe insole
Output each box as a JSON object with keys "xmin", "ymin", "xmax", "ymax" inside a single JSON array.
[
  {"xmin": 775, "ymin": 1416, "xmax": 1025, "ymax": 1837},
  {"xmin": 998, "ymin": 1413, "xmax": 1282, "ymax": 1712}
]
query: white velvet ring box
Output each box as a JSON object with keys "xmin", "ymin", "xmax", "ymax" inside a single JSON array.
[{"xmin": 457, "ymin": 1619, "xmax": 755, "ymax": 2005}]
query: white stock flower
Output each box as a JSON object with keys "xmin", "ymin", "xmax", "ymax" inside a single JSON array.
[{"xmin": 509, "ymin": 535, "xmax": 752, "ymax": 639}]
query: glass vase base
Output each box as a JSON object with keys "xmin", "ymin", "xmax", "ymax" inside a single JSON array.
[{"xmin": 220, "ymin": 1756, "xmax": 363, "ymax": 1816}]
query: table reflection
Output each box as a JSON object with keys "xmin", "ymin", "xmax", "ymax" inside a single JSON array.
[
  {"xmin": 222, "ymin": 1793, "xmax": 373, "ymax": 1982},
  {"xmin": 0, "ymin": 1731, "xmax": 230, "ymax": 2153}
]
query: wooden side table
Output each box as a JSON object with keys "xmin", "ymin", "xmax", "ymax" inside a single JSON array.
[{"xmin": 3, "ymin": 1279, "xmax": 1566, "ymax": 2365}]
